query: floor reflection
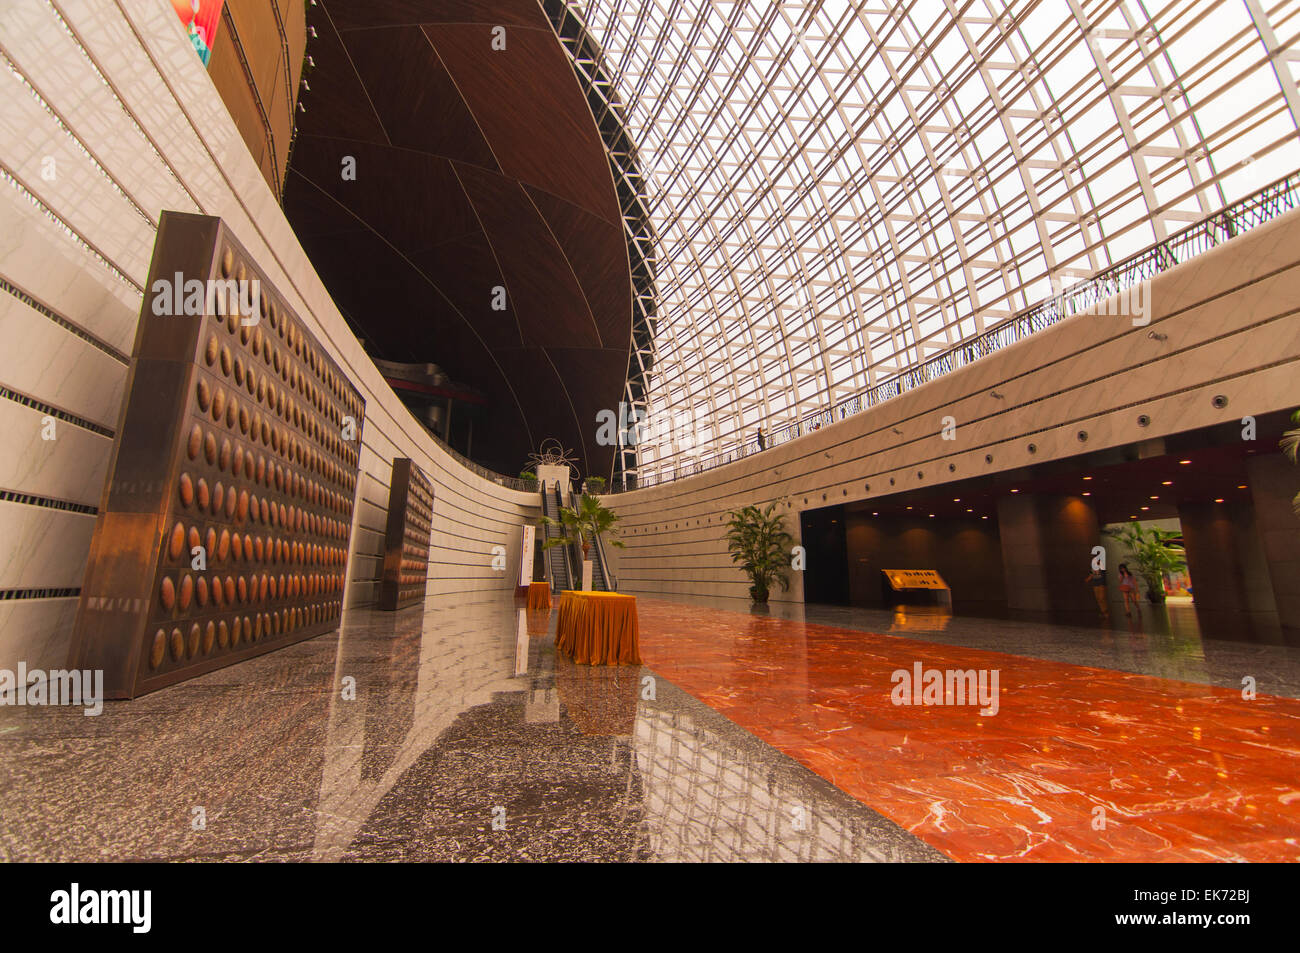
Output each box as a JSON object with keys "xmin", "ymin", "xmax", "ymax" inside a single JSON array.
[{"xmin": 0, "ymin": 594, "xmax": 937, "ymax": 862}]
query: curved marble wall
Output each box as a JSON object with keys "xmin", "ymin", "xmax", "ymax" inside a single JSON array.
[
  {"xmin": 0, "ymin": 0, "xmax": 536, "ymax": 673},
  {"xmin": 602, "ymin": 205, "xmax": 1300, "ymax": 605}
]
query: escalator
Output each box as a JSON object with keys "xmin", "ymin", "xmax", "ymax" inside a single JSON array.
[{"xmin": 540, "ymin": 482, "xmax": 572, "ymax": 593}]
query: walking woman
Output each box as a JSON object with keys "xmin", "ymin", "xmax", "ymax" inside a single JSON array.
[
  {"xmin": 1085, "ymin": 567, "xmax": 1109, "ymax": 619},
  {"xmin": 1118, "ymin": 563, "xmax": 1140, "ymax": 615}
]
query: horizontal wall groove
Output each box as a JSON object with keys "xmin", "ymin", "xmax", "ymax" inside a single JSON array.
[
  {"xmin": 0, "ymin": 489, "xmax": 98, "ymax": 515},
  {"xmin": 0, "ymin": 275, "xmax": 130, "ymax": 365},
  {"xmin": 0, "ymin": 385, "xmax": 114, "ymax": 437}
]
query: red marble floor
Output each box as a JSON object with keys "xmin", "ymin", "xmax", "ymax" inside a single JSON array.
[{"xmin": 636, "ymin": 599, "xmax": 1300, "ymax": 862}]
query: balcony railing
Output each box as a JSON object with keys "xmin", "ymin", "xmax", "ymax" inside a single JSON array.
[{"xmin": 608, "ymin": 171, "xmax": 1300, "ymax": 493}]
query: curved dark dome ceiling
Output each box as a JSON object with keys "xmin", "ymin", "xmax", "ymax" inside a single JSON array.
[{"xmin": 284, "ymin": 0, "xmax": 633, "ymax": 477}]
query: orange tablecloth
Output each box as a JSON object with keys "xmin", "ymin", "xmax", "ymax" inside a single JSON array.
[
  {"xmin": 526, "ymin": 581, "xmax": 552, "ymax": 611},
  {"xmin": 555, "ymin": 591, "xmax": 642, "ymax": 665}
]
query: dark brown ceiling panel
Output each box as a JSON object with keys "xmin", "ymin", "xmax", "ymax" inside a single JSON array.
[
  {"xmin": 424, "ymin": 22, "xmax": 622, "ymax": 225},
  {"xmin": 291, "ymin": 144, "xmax": 480, "ymax": 259},
  {"xmin": 336, "ymin": 25, "xmax": 498, "ymax": 171},
  {"xmin": 285, "ymin": 0, "xmax": 632, "ymax": 478},
  {"xmin": 527, "ymin": 186, "xmax": 633, "ymax": 351},
  {"xmin": 453, "ymin": 162, "xmax": 600, "ymax": 350},
  {"xmin": 324, "ymin": 0, "xmax": 552, "ymax": 33},
  {"xmin": 492, "ymin": 348, "xmax": 594, "ymax": 467},
  {"xmin": 296, "ymin": 8, "xmax": 390, "ymax": 144}
]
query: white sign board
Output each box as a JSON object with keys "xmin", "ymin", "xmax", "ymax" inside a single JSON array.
[{"xmin": 518, "ymin": 524, "xmax": 536, "ymax": 587}]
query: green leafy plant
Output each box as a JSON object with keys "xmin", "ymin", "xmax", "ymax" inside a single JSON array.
[
  {"xmin": 584, "ymin": 476, "xmax": 606, "ymax": 493},
  {"xmin": 540, "ymin": 493, "xmax": 624, "ymax": 559},
  {"xmin": 518, "ymin": 470, "xmax": 538, "ymax": 483},
  {"xmin": 724, "ymin": 502, "xmax": 792, "ymax": 604},
  {"xmin": 1103, "ymin": 522, "xmax": 1187, "ymax": 603},
  {"xmin": 1281, "ymin": 408, "xmax": 1300, "ymax": 517}
]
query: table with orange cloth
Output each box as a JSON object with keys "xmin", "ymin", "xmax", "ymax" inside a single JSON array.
[
  {"xmin": 526, "ymin": 581, "xmax": 552, "ymax": 611},
  {"xmin": 555, "ymin": 591, "xmax": 642, "ymax": 665}
]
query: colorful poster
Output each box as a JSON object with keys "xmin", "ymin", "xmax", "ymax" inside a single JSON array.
[{"xmin": 172, "ymin": 0, "xmax": 225, "ymax": 67}]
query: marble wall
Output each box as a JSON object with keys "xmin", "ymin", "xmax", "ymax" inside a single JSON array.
[{"xmin": 0, "ymin": 0, "xmax": 536, "ymax": 674}]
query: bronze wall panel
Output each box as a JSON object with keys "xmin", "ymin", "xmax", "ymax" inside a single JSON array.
[
  {"xmin": 69, "ymin": 211, "xmax": 366, "ymax": 698},
  {"xmin": 379, "ymin": 458, "xmax": 433, "ymax": 611}
]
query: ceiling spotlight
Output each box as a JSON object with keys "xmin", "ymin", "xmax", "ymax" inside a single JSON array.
[
  {"xmin": 1214, "ymin": 498, "xmax": 1225, "ymax": 503},
  {"xmin": 1161, "ymin": 480, "xmax": 1172, "ymax": 485},
  {"xmin": 1141, "ymin": 506, "xmax": 1150, "ymax": 511},
  {"xmin": 981, "ymin": 515, "xmax": 988, "ymax": 520},
  {"xmin": 1149, "ymin": 495, "xmax": 1159, "ymax": 500},
  {"xmin": 1082, "ymin": 492, "xmax": 1091, "ymax": 496},
  {"xmin": 309, "ymin": 26, "xmax": 318, "ymax": 38},
  {"xmin": 1082, "ymin": 476, "xmax": 1092, "ymax": 480},
  {"xmin": 1010, "ymin": 488, "xmax": 1019, "ymax": 493},
  {"xmin": 966, "ymin": 508, "xmax": 973, "ymax": 512},
  {"xmin": 1179, "ymin": 459, "xmax": 1192, "ymax": 465},
  {"xmin": 1238, "ymin": 484, "xmax": 1247, "ymax": 489}
]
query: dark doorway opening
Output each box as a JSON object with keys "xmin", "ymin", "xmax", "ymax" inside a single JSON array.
[{"xmin": 799, "ymin": 505, "xmax": 849, "ymax": 605}]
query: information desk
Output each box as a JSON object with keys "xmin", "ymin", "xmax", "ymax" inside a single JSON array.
[
  {"xmin": 526, "ymin": 581, "xmax": 552, "ymax": 611},
  {"xmin": 555, "ymin": 591, "xmax": 642, "ymax": 666}
]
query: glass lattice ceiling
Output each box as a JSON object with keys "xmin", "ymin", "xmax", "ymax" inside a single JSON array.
[{"xmin": 557, "ymin": 0, "xmax": 1300, "ymax": 483}]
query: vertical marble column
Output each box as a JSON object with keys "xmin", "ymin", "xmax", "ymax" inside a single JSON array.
[
  {"xmin": 1177, "ymin": 501, "xmax": 1277, "ymax": 622},
  {"xmin": 1245, "ymin": 453, "xmax": 1300, "ymax": 631},
  {"xmin": 996, "ymin": 494, "xmax": 1100, "ymax": 615}
]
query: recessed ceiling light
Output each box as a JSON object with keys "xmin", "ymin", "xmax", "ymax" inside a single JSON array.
[
  {"xmin": 966, "ymin": 508, "xmax": 973, "ymax": 512},
  {"xmin": 906, "ymin": 505, "xmax": 912, "ymax": 510},
  {"xmin": 1082, "ymin": 492, "xmax": 1091, "ymax": 496},
  {"xmin": 1141, "ymin": 506, "xmax": 1150, "ymax": 511},
  {"xmin": 1214, "ymin": 498, "xmax": 1225, "ymax": 503},
  {"xmin": 1149, "ymin": 495, "xmax": 1159, "ymax": 500},
  {"xmin": 1179, "ymin": 459, "xmax": 1192, "ymax": 465},
  {"xmin": 1237, "ymin": 485, "xmax": 1247, "ymax": 490},
  {"xmin": 872, "ymin": 511, "xmax": 879, "ymax": 515},
  {"xmin": 981, "ymin": 515, "xmax": 988, "ymax": 520},
  {"xmin": 1010, "ymin": 488, "xmax": 1019, "ymax": 493},
  {"xmin": 1161, "ymin": 481, "xmax": 1172, "ymax": 486},
  {"xmin": 1082, "ymin": 476, "xmax": 1093, "ymax": 481},
  {"xmin": 953, "ymin": 498, "xmax": 960, "ymax": 502}
]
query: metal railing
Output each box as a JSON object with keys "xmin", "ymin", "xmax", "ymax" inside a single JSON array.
[
  {"xmin": 424, "ymin": 426, "xmax": 535, "ymax": 491},
  {"xmin": 608, "ymin": 171, "xmax": 1300, "ymax": 492}
]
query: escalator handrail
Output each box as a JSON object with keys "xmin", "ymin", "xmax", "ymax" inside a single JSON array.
[{"xmin": 592, "ymin": 526, "xmax": 617, "ymax": 592}]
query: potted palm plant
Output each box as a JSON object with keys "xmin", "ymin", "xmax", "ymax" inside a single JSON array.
[
  {"xmin": 724, "ymin": 502, "xmax": 793, "ymax": 604},
  {"xmin": 1104, "ymin": 522, "xmax": 1187, "ymax": 604},
  {"xmin": 540, "ymin": 493, "xmax": 624, "ymax": 560}
]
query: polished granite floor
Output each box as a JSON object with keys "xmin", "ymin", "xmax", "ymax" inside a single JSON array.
[
  {"xmin": 0, "ymin": 597, "xmax": 940, "ymax": 862},
  {"xmin": 2, "ymin": 592, "xmax": 1297, "ymax": 862}
]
